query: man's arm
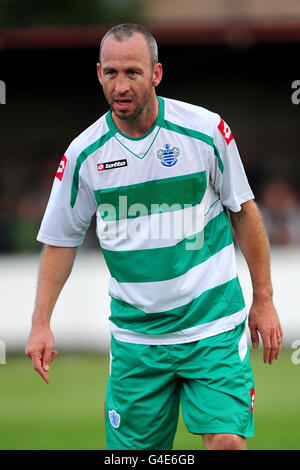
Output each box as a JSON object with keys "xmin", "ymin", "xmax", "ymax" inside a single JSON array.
[
  {"xmin": 25, "ymin": 245, "xmax": 78, "ymax": 383},
  {"xmin": 229, "ymin": 200, "xmax": 283, "ymax": 364}
]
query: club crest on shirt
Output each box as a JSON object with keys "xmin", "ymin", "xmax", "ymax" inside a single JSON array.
[{"xmin": 156, "ymin": 144, "xmax": 180, "ymax": 167}]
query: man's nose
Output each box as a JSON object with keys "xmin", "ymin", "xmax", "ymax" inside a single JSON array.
[{"xmin": 115, "ymin": 75, "xmax": 129, "ymax": 95}]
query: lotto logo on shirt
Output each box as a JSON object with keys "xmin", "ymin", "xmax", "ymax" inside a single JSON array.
[
  {"xmin": 97, "ymin": 163, "xmax": 105, "ymax": 171},
  {"xmin": 218, "ymin": 118, "xmax": 234, "ymax": 146},
  {"xmin": 55, "ymin": 155, "xmax": 67, "ymax": 181},
  {"xmin": 97, "ymin": 159, "xmax": 128, "ymax": 172}
]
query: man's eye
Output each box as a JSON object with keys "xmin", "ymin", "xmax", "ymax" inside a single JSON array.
[{"xmin": 128, "ymin": 71, "xmax": 138, "ymax": 76}]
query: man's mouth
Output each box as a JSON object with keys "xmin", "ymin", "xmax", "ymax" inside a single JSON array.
[{"xmin": 114, "ymin": 99, "xmax": 132, "ymax": 111}]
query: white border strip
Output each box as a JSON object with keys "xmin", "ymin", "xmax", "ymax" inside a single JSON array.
[{"xmin": 109, "ymin": 307, "xmax": 247, "ymax": 345}]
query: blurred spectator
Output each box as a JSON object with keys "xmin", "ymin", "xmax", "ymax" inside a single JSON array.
[
  {"xmin": 259, "ymin": 179, "xmax": 300, "ymax": 246},
  {"xmin": 10, "ymin": 153, "xmax": 58, "ymax": 252},
  {"xmin": 0, "ymin": 191, "xmax": 18, "ymax": 252},
  {"xmin": 13, "ymin": 192, "xmax": 43, "ymax": 252},
  {"xmin": 0, "ymin": 151, "xmax": 56, "ymax": 252},
  {"xmin": 0, "ymin": 150, "xmax": 98, "ymax": 252}
]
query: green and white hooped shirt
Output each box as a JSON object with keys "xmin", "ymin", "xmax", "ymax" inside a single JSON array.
[{"xmin": 38, "ymin": 96, "xmax": 254, "ymax": 345}]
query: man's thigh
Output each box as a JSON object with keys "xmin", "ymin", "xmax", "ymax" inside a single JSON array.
[
  {"xmin": 178, "ymin": 322, "xmax": 255, "ymax": 439},
  {"xmin": 105, "ymin": 337, "xmax": 180, "ymax": 450}
]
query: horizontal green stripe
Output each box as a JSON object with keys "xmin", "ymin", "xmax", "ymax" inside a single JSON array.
[
  {"xmin": 161, "ymin": 119, "xmax": 224, "ymax": 173},
  {"xmin": 70, "ymin": 130, "xmax": 113, "ymax": 208},
  {"xmin": 95, "ymin": 171, "xmax": 207, "ymax": 221},
  {"xmin": 109, "ymin": 277, "xmax": 245, "ymax": 335},
  {"xmin": 102, "ymin": 209, "xmax": 232, "ymax": 283}
]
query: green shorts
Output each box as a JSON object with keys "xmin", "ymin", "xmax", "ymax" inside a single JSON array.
[{"xmin": 105, "ymin": 321, "xmax": 255, "ymax": 450}]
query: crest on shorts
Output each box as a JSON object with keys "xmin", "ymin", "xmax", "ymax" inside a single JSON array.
[
  {"xmin": 157, "ymin": 144, "xmax": 180, "ymax": 167},
  {"xmin": 109, "ymin": 409, "xmax": 121, "ymax": 428}
]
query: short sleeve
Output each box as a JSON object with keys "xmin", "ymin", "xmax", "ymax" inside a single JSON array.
[
  {"xmin": 210, "ymin": 115, "xmax": 254, "ymax": 212},
  {"xmin": 37, "ymin": 144, "xmax": 97, "ymax": 247}
]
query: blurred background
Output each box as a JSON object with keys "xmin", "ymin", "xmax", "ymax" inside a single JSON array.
[{"xmin": 0, "ymin": 0, "xmax": 300, "ymax": 450}]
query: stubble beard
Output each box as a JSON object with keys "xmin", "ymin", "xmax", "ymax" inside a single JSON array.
[{"xmin": 107, "ymin": 85, "xmax": 153, "ymax": 123}]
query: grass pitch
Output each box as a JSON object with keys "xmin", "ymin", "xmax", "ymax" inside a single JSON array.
[{"xmin": 0, "ymin": 348, "xmax": 299, "ymax": 450}]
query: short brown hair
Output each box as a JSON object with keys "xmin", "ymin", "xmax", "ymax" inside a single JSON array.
[{"xmin": 99, "ymin": 23, "xmax": 158, "ymax": 67}]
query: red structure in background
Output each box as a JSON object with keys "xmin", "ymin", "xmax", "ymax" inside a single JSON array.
[{"xmin": 1, "ymin": 20, "xmax": 300, "ymax": 50}]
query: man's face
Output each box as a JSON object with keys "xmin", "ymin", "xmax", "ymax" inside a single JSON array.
[{"xmin": 97, "ymin": 33, "xmax": 162, "ymax": 122}]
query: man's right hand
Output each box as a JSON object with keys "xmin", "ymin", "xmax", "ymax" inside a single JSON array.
[
  {"xmin": 25, "ymin": 245, "xmax": 77, "ymax": 383},
  {"xmin": 25, "ymin": 324, "xmax": 58, "ymax": 384}
]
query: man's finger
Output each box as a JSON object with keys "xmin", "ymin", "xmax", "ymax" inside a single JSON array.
[
  {"xmin": 42, "ymin": 346, "xmax": 55, "ymax": 372},
  {"xmin": 249, "ymin": 325, "xmax": 259, "ymax": 349},
  {"xmin": 268, "ymin": 330, "xmax": 279, "ymax": 365},
  {"xmin": 51, "ymin": 350, "xmax": 58, "ymax": 361},
  {"xmin": 267, "ymin": 327, "xmax": 283, "ymax": 364},
  {"xmin": 275, "ymin": 331, "xmax": 283, "ymax": 360},
  {"xmin": 31, "ymin": 353, "xmax": 50, "ymax": 384},
  {"xmin": 262, "ymin": 334, "xmax": 271, "ymax": 364},
  {"xmin": 46, "ymin": 350, "xmax": 58, "ymax": 369}
]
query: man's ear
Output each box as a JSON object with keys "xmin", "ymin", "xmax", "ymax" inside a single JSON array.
[
  {"xmin": 96, "ymin": 63, "xmax": 103, "ymax": 85},
  {"xmin": 152, "ymin": 62, "xmax": 163, "ymax": 88}
]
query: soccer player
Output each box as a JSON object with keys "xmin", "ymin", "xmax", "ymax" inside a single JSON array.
[{"xmin": 25, "ymin": 23, "xmax": 283, "ymax": 450}]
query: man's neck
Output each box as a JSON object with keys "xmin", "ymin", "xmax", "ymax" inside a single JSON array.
[{"xmin": 111, "ymin": 95, "xmax": 159, "ymax": 138}]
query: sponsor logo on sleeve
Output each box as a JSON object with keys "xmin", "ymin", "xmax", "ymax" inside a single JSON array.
[
  {"xmin": 97, "ymin": 159, "xmax": 127, "ymax": 172},
  {"xmin": 55, "ymin": 155, "xmax": 67, "ymax": 181},
  {"xmin": 217, "ymin": 118, "xmax": 234, "ymax": 146}
]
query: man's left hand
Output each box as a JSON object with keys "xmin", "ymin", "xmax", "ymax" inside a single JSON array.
[{"xmin": 248, "ymin": 300, "xmax": 283, "ymax": 364}]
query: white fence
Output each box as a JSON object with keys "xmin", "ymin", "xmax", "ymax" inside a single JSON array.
[{"xmin": 0, "ymin": 247, "xmax": 299, "ymax": 352}]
